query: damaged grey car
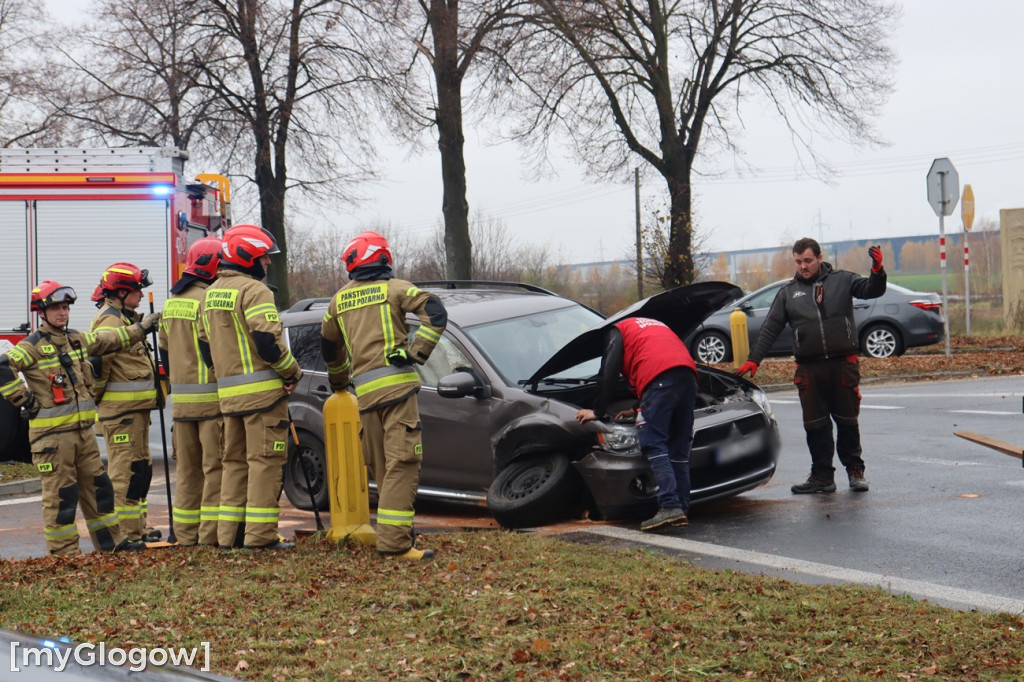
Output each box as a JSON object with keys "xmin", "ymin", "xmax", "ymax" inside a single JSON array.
[{"xmin": 282, "ymin": 281, "xmax": 780, "ymax": 529}]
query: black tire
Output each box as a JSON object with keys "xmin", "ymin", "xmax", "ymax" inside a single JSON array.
[
  {"xmin": 861, "ymin": 324, "xmax": 904, "ymax": 359},
  {"xmin": 693, "ymin": 330, "xmax": 732, "ymax": 364},
  {"xmin": 283, "ymin": 432, "xmax": 329, "ymax": 511},
  {"xmin": 486, "ymin": 453, "xmax": 581, "ymax": 529}
]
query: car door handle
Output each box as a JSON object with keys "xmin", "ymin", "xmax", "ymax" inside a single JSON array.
[
  {"xmin": 854, "ymin": 303, "xmax": 870, "ymax": 309},
  {"xmin": 312, "ymin": 385, "xmax": 332, "ymax": 399}
]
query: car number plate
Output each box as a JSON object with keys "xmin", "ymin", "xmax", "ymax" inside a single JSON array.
[{"xmin": 714, "ymin": 433, "xmax": 765, "ymax": 465}]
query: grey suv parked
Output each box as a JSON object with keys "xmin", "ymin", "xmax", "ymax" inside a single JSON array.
[{"xmin": 282, "ymin": 281, "xmax": 779, "ymax": 528}]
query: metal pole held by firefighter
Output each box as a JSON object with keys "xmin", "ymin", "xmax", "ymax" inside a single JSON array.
[
  {"xmin": 148, "ymin": 291, "xmax": 176, "ymax": 544},
  {"xmin": 289, "ymin": 409, "xmax": 324, "ymax": 531}
]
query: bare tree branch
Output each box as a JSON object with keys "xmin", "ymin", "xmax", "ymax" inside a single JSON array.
[{"xmin": 507, "ymin": 0, "xmax": 897, "ymax": 287}]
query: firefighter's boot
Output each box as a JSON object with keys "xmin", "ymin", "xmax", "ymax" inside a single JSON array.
[{"xmin": 389, "ymin": 547, "xmax": 435, "ymax": 562}]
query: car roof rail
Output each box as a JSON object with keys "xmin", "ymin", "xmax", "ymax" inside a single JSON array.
[
  {"xmin": 287, "ymin": 297, "xmax": 331, "ymax": 312},
  {"xmin": 413, "ymin": 280, "xmax": 557, "ymax": 296}
]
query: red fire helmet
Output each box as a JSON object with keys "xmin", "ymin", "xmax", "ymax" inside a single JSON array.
[{"xmin": 342, "ymin": 231, "xmax": 392, "ymax": 272}]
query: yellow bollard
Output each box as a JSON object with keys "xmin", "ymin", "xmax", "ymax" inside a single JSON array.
[
  {"xmin": 730, "ymin": 308, "xmax": 750, "ymax": 368},
  {"xmin": 323, "ymin": 391, "xmax": 377, "ymax": 546}
]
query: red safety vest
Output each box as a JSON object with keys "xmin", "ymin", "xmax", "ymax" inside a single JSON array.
[{"xmin": 615, "ymin": 317, "xmax": 697, "ymax": 398}]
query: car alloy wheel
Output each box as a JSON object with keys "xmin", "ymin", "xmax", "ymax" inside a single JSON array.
[
  {"xmin": 695, "ymin": 331, "xmax": 730, "ymax": 364},
  {"xmin": 862, "ymin": 325, "xmax": 899, "ymax": 358}
]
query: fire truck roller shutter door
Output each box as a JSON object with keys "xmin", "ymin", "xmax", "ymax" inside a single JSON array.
[{"xmin": 34, "ymin": 200, "xmax": 170, "ymax": 334}]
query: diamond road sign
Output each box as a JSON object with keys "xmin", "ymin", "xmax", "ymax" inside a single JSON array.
[{"xmin": 927, "ymin": 157, "xmax": 959, "ymax": 217}]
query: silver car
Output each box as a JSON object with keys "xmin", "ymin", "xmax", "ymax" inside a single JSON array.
[{"xmin": 282, "ymin": 282, "xmax": 780, "ymax": 528}]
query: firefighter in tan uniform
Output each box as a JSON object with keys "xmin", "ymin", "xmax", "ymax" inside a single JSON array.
[
  {"xmin": 0, "ymin": 281, "xmax": 159, "ymax": 555},
  {"xmin": 90, "ymin": 263, "xmax": 161, "ymax": 543},
  {"xmin": 158, "ymin": 238, "xmax": 224, "ymax": 546},
  {"xmin": 200, "ymin": 224, "xmax": 301, "ymax": 550},
  {"xmin": 320, "ymin": 231, "xmax": 447, "ymax": 561}
]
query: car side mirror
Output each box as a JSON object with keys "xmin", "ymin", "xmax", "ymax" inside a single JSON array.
[
  {"xmin": 739, "ymin": 303, "xmax": 753, "ymax": 313},
  {"xmin": 437, "ymin": 369, "xmax": 491, "ymax": 400}
]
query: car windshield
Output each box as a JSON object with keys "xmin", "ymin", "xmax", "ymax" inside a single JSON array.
[{"xmin": 463, "ymin": 304, "xmax": 604, "ymax": 386}]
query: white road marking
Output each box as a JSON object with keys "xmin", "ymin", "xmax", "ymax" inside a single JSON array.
[
  {"xmin": 949, "ymin": 410, "xmax": 1020, "ymax": 415},
  {"xmin": 584, "ymin": 526, "xmax": 1024, "ymax": 614},
  {"xmin": 864, "ymin": 392, "xmax": 1024, "ymax": 399},
  {"xmin": 0, "ymin": 495, "xmax": 42, "ymax": 506},
  {"xmin": 772, "ymin": 399, "xmax": 902, "ymax": 410},
  {"xmin": 893, "ymin": 457, "xmax": 983, "ymax": 467}
]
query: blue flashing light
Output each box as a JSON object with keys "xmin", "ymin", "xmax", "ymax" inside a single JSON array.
[
  {"xmin": 42, "ymin": 639, "xmax": 57, "ymax": 649},
  {"xmin": 151, "ymin": 185, "xmax": 173, "ymax": 196}
]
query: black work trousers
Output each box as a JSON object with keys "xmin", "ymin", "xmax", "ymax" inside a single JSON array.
[{"xmin": 793, "ymin": 356, "xmax": 865, "ymax": 482}]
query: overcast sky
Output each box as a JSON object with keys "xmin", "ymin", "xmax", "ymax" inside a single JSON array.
[{"xmin": 45, "ymin": 1, "xmax": 1024, "ymax": 264}]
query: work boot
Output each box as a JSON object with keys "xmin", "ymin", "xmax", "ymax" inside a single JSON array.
[
  {"xmin": 142, "ymin": 527, "xmax": 162, "ymax": 543},
  {"xmin": 389, "ymin": 547, "xmax": 435, "ymax": 562},
  {"xmin": 848, "ymin": 469, "xmax": 870, "ymax": 492},
  {"xmin": 640, "ymin": 507, "xmax": 687, "ymax": 532},
  {"xmin": 791, "ymin": 477, "xmax": 837, "ymax": 494},
  {"xmin": 112, "ymin": 538, "xmax": 146, "ymax": 552},
  {"xmin": 243, "ymin": 541, "xmax": 296, "ymax": 551}
]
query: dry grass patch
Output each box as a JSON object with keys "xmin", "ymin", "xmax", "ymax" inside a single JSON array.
[
  {"xmin": 0, "ymin": 461, "xmax": 37, "ymax": 483},
  {"xmin": 1, "ymin": 531, "xmax": 1021, "ymax": 680}
]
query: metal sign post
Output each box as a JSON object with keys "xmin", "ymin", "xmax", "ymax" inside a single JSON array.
[
  {"xmin": 961, "ymin": 185, "xmax": 975, "ymax": 337},
  {"xmin": 926, "ymin": 158, "xmax": 959, "ymax": 357}
]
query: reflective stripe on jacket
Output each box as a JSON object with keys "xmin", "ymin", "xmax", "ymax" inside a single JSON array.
[
  {"xmin": 200, "ymin": 270, "xmax": 300, "ymax": 416},
  {"xmin": 0, "ymin": 322, "xmax": 146, "ymax": 440},
  {"xmin": 90, "ymin": 299, "xmax": 158, "ymax": 420},
  {"xmin": 321, "ymin": 279, "xmax": 447, "ymax": 412},
  {"xmin": 158, "ymin": 281, "xmax": 220, "ymax": 420}
]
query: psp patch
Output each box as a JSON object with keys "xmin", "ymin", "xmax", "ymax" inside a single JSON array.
[
  {"xmin": 273, "ymin": 441, "xmax": 286, "ymax": 451},
  {"xmin": 37, "ymin": 462, "xmax": 54, "ymax": 473},
  {"xmin": 413, "ymin": 444, "xmax": 423, "ymax": 456},
  {"xmin": 112, "ymin": 434, "xmax": 131, "ymax": 444}
]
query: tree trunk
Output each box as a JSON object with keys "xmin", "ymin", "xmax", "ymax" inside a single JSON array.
[
  {"xmin": 259, "ymin": 169, "xmax": 290, "ymax": 309},
  {"xmin": 663, "ymin": 165, "xmax": 695, "ymax": 288},
  {"xmin": 252, "ymin": 133, "xmax": 290, "ymax": 308},
  {"xmin": 430, "ymin": 0, "xmax": 472, "ymax": 280}
]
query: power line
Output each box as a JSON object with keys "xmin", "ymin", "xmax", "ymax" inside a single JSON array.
[{"xmin": 386, "ymin": 140, "xmax": 1024, "ymax": 233}]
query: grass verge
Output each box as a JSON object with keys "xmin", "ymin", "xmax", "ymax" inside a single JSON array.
[
  {"xmin": 0, "ymin": 461, "xmax": 37, "ymax": 483},
  {"xmin": 1, "ymin": 531, "xmax": 1021, "ymax": 680}
]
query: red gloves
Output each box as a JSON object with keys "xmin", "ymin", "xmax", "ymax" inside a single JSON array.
[
  {"xmin": 868, "ymin": 245, "xmax": 883, "ymax": 273},
  {"xmin": 736, "ymin": 360, "xmax": 758, "ymax": 378}
]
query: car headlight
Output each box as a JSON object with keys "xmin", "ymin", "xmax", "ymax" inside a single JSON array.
[
  {"xmin": 597, "ymin": 424, "xmax": 640, "ymax": 452},
  {"xmin": 749, "ymin": 387, "xmax": 774, "ymax": 420}
]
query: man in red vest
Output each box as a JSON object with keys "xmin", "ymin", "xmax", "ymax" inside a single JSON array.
[{"xmin": 575, "ymin": 316, "xmax": 697, "ymax": 532}]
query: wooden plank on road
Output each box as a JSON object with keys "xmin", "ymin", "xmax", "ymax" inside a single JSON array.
[{"xmin": 953, "ymin": 430, "xmax": 1024, "ymax": 460}]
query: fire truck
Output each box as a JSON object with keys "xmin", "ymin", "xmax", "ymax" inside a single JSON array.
[{"xmin": 0, "ymin": 147, "xmax": 231, "ymax": 460}]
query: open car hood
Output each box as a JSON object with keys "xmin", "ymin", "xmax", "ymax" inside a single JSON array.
[{"xmin": 527, "ymin": 281, "xmax": 742, "ymax": 387}]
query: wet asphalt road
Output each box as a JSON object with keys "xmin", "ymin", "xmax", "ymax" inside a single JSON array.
[
  {"xmin": 3, "ymin": 374, "xmax": 1023, "ymax": 612},
  {"xmin": 668, "ymin": 372, "xmax": 1024, "ymax": 610}
]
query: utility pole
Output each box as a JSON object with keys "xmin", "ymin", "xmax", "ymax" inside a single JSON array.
[{"xmin": 635, "ymin": 167, "xmax": 642, "ymax": 299}]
